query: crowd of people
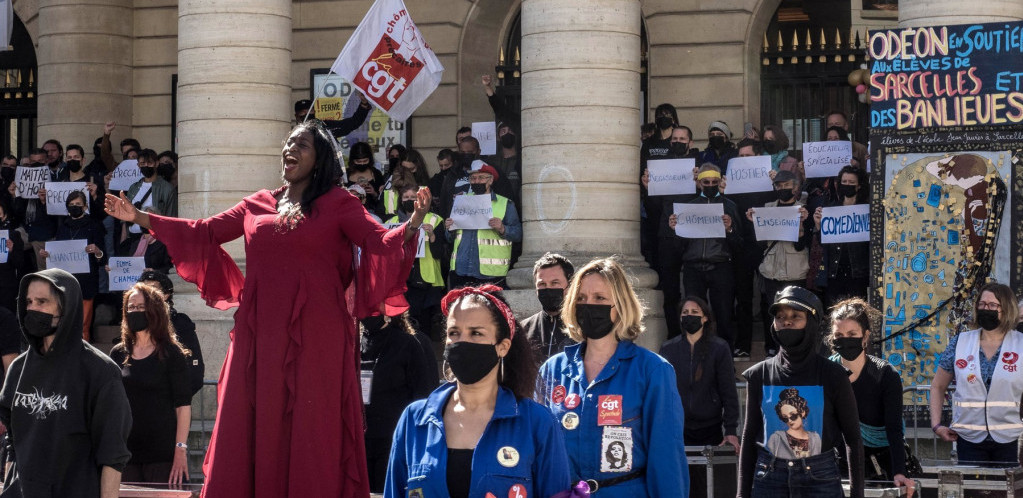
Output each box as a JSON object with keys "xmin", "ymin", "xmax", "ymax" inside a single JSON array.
[{"xmin": 0, "ymin": 82, "xmax": 1021, "ymax": 498}]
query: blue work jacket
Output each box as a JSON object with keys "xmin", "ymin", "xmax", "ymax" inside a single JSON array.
[
  {"xmin": 537, "ymin": 340, "xmax": 689, "ymax": 497},
  {"xmin": 384, "ymin": 382, "xmax": 572, "ymax": 498}
]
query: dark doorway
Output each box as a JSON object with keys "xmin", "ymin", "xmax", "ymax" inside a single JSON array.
[
  {"xmin": 0, "ymin": 15, "xmax": 36, "ymax": 159},
  {"xmin": 760, "ymin": 0, "xmax": 869, "ymax": 149}
]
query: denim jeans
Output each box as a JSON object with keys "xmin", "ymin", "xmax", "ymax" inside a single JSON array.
[{"xmin": 752, "ymin": 447, "xmax": 843, "ymax": 498}]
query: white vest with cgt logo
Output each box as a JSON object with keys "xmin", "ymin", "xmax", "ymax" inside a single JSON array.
[{"xmin": 951, "ymin": 329, "xmax": 1023, "ymax": 444}]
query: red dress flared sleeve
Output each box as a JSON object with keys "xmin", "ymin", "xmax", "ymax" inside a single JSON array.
[
  {"xmin": 343, "ymin": 202, "xmax": 419, "ymax": 319},
  {"xmin": 147, "ymin": 198, "xmax": 249, "ymax": 310}
]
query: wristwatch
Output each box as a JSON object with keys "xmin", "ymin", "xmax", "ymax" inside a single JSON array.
[{"xmin": 175, "ymin": 442, "xmax": 188, "ymax": 450}]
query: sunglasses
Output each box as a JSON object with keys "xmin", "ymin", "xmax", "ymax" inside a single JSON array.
[{"xmin": 779, "ymin": 412, "xmax": 801, "ymax": 423}]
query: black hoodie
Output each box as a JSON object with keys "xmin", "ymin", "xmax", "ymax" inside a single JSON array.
[{"xmin": 0, "ymin": 269, "xmax": 131, "ymax": 497}]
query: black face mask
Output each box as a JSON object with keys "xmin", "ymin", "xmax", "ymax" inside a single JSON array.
[
  {"xmin": 388, "ymin": 157, "xmax": 401, "ymax": 171},
  {"xmin": 977, "ymin": 309, "xmax": 1001, "ymax": 331},
  {"xmin": 838, "ymin": 184, "xmax": 858, "ymax": 199},
  {"xmin": 139, "ymin": 166, "xmax": 156, "ymax": 178},
  {"xmin": 655, "ymin": 116, "xmax": 674, "ymax": 130},
  {"xmin": 158, "ymin": 163, "xmax": 175, "ymax": 180},
  {"xmin": 576, "ymin": 304, "xmax": 615, "ymax": 340},
  {"xmin": 66, "ymin": 160, "xmax": 82, "ymax": 173},
  {"xmin": 500, "ymin": 133, "xmax": 516, "ymax": 149},
  {"xmin": 470, "ymin": 183, "xmax": 488, "ymax": 195},
  {"xmin": 445, "ymin": 341, "xmax": 499, "ymax": 385},
  {"xmin": 701, "ymin": 185, "xmax": 719, "ymax": 198},
  {"xmin": 832, "ymin": 336, "xmax": 865, "ymax": 361},
  {"xmin": 670, "ymin": 143, "xmax": 689, "ymax": 157},
  {"xmin": 775, "ymin": 189, "xmax": 795, "ymax": 203},
  {"xmin": 537, "ymin": 288, "xmax": 564, "ymax": 314},
  {"xmin": 0, "ymin": 168, "xmax": 13, "ymax": 184},
  {"xmin": 1016, "ymin": 321, "xmax": 1023, "ymax": 334},
  {"xmin": 774, "ymin": 328, "xmax": 805, "ymax": 348},
  {"xmin": 680, "ymin": 315, "xmax": 704, "ymax": 335},
  {"xmin": 762, "ymin": 140, "xmax": 778, "ymax": 154},
  {"xmin": 126, "ymin": 311, "xmax": 149, "ymax": 332},
  {"xmin": 361, "ymin": 315, "xmax": 388, "ymax": 332},
  {"xmin": 67, "ymin": 205, "xmax": 85, "ymax": 218},
  {"xmin": 23, "ymin": 310, "xmax": 58, "ymax": 338},
  {"xmin": 709, "ymin": 136, "xmax": 727, "ymax": 150},
  {"xmin": 454, "ymin": 152, "xmax": 474, "ymax": 170},
  {"xmin": 400, "ymin": 200, "xmax": 416, "ymax": 214}
]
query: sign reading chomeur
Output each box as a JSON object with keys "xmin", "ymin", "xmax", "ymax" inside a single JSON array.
[
  {"xmin": 673, "ymin": 203, "xmax": 725, "ymax": 239},
  {"xmin": 330, "ymin": 0, "xmax": 444, "ymax": 122}
]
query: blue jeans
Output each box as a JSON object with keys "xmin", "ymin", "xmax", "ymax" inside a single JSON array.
[
  {"xmin": 752, "ymin": 447, "xmax": 843, "ymax": 498},
  {"xmin": 956, "ymin": 438, "xmax": 1018, "ymax": 467}
]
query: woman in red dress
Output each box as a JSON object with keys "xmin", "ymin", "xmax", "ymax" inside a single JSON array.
[{"xmin": 104, "ymin": 120, "xmax": 431, "ymax": 497}]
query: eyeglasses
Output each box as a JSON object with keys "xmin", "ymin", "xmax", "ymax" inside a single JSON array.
[
  {"xmin": 978, "ymin": 301, "xmax": 1002, "ymax": 311},
  {"xmin": 126, "ymin": 305, "xmax": 147, "ymax": 313},
  {"xmin": 779, "ymin": 412, "xmax": 801, "ymax": 422}
]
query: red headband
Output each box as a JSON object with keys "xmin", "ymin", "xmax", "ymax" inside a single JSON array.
[{"xmin": 440, "ymin": 284, "xmax": 516, "ymax": 339}]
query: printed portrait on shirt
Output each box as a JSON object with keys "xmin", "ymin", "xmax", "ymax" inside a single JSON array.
[{"xmin": 762, "ymin": 386, "xmax": 823, "ymax": 459}]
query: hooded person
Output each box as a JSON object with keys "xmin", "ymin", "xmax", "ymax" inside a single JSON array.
[
  {"xmin": 736, "ymin": 286, "xmax": 864, "ymax": 498},
  {"xmin": 0, "ymin": 268, "xmax": 132, "ymax": 498}
]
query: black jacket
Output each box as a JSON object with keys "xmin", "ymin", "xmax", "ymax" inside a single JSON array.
[
  {"xmin": 670, "ymin": 193, "xmax": 744, "ymax": 268},
  {"xmin": 520, "ymin": 311, "xmax": 573, "ymax": 366},
  {"xmin": 659, "ymin": 334, "xmax": 739, "ymax": 436},
  {"xmin": 171, "ymin": 309, "xmax": 205, "ymax": 396},
  {"xmin": 322, "ymin": 103, "xmax": 371, "ymax": 139},
  {"xmin": 0, "ymin": 269, "xmax": 131, "ymax": 497},
  {"xmin": 360, "ymin": 321, "xmax": 435, "ymax": 440}
]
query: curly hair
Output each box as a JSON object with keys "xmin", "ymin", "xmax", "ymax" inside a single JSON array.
[
  {"xmin": 119, "ymin": 282, "xmax": 191, "ymax": 365},
  {"xmin": 774, "ymin": 387, "xmax": 809, "ymax": 421}
]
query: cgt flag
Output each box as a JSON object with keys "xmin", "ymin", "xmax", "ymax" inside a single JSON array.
[{"xmin": 330, "ymin": 0, "xmax": 443, "ymax": 122}]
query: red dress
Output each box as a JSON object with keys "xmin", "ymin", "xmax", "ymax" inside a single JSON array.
[{"xmin": 148, "ymin": 187, "xmax": 416, "ymax": 497}]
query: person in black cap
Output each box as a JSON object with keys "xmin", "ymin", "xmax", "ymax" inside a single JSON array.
[
  {"xmin": 737, "ymin": 285, "xmax": 864, "ymax": 498},
  {"xmin": 294, "ymin": 92, "xmax": 373, "ymax": 140}
]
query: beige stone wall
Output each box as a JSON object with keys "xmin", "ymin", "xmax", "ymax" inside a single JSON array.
[{"xmin": 133, "ymin": 0, "xmax": 178, "ymax": 152}]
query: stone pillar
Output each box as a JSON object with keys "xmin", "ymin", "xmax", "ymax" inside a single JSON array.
[
  {"xmin": 36, "ymin": 0, "xmax": 133, "ymax": 148},
  {"xmin": 900, "ymin": 0, "xmax": 1023, "ymax": 26},
  {"xmin": 507, "ymin": 0, "xmax": 665, "ymax": 349},
  {"xmin": 175, "ymin": 0, "xmax": 293, "ymax": 410}
]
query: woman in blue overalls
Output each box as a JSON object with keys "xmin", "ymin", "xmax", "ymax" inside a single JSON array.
[
  {"xmin": 385, "ymin": 285, "xmax": 573, "ymax": 498},
  {"xmin": 537, "ymin": 257, "xmax": 689, "ymax": 496}
]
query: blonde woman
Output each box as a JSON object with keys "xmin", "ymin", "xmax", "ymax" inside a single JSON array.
[{"xmin": 536, "ymin": 258, "xmax": 688, "ymax": 496}]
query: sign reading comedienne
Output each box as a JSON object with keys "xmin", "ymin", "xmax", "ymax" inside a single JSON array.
[{"xmin": 868, "ymin": 21, "xmax": 1023, "ymax": 130}]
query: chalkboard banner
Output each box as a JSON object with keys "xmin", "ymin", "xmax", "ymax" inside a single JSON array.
[{"xmin": 868, "ymin": 21, "xmax": 1023, "ymax": 130}]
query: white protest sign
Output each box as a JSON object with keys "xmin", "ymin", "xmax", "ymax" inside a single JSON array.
[
  {"xmin": 108, "ymin": 257, "xmax": 145, "ymax": 291},
  {"xmin": 45, "ymin": 239, "xmax": 90, "ymax": 274},
  {"xmin": 802, "ymin": 141, "xmax": 852, "ymax": 179},
  {"xmin": 14, "ymin": 166, "xmax": 47, "ymax": 199},
  {"xmin": 647, "ymin": 158, "xmax": 696, "ymax": 196},
  {"xmin": 673, "ymin": 203, "xmax": 725, "ymax": 239},
  {"xmin": 472, "ymin": 122, "xmax": 497, "ymax": 156},
  {"xmin": 752, "ymin": 205, "xmax": 801, "ymax": 242},
  {"xmin": 820, "ymin": 204, "xmax": 870, "ymax": 243},
  {"xmin": 0, "ymin": 230, "xmax": 8, "ymax": 264},
  {"xmin": 725, "ymin": 156, "xmax": 773, "ymax": 194},
  {"xmin": 450, "ymin": 194, "xmax": 493, "ymax": 230},
  {"xmin": 386, "ymin": 222, "xmax": 426, "ymax": 258},
  {"xmin": 44, "ymin": 182, "xmax": 90, "ymax": 216},
  {"xmin": 109, "ymin": 160, "xmax": 142, "ymax": 191}
]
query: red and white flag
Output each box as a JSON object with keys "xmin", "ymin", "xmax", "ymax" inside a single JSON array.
[{"xmin": 330, "ymin": 0, "xmax": 443, "ymax": 122}]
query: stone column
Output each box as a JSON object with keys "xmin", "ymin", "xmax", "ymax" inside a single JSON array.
[
  {"xmin": 175, "ymin": 0, "xmax": 293, "ymax": 413},
  {"xmin": 900, "ymin": 0, "xmax": 1023, "ymax": 26},
  {"xmin": 36, "ymin": 0, "xmax": 133, "ymax": 148},
  {"xmin": 507, "ymin": 0, "xmax": 665, "ymax": 349}
]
